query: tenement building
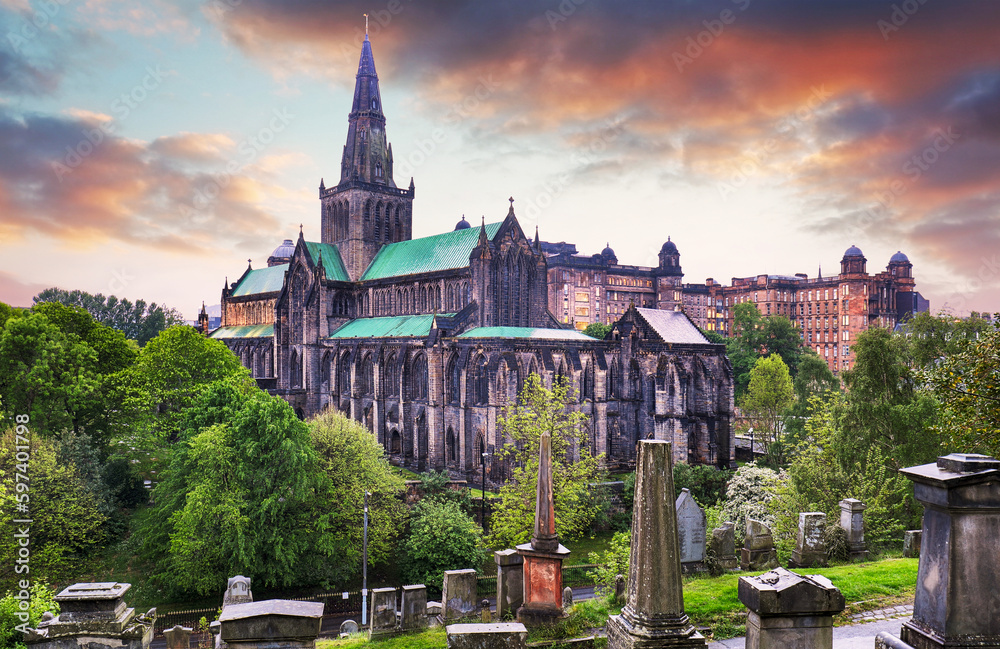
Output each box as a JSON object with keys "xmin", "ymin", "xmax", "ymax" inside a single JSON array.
[{"xmin": 207, "ymin": 35, "xmax": 736, "ymax": 480}]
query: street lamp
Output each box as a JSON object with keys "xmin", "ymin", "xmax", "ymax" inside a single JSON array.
[
  {"xmin": 361, "ymin": 490, "xmax": 370, "ymax": 627},
  {"xmin": 748, "ymin": 427, "xmax": 754, "ymax": 460},
  {"xmin": 481, "ymin": 450, "xmax": 490, "ymax": 532}
]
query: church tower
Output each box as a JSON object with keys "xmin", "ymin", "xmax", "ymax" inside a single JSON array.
[{"xmin": 320, "ymin": 34, "xmax": 415, "ymax": 280}]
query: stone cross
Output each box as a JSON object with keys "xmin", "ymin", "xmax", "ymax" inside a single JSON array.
[
  {"xmin": 675, "ymin": 488, "xmax": 707, "ymax": 572},
  {"xmin": 789, "ymin": 512, "xmax": 827, "ymax": 568},
  {"xmin": 605, "ymin": 440, "xmax": 707, "ymax": 648}
]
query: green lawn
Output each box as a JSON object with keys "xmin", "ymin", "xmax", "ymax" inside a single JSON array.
[{"xmin": 562, "ymin": 531, "xmax": 616, "ymax": 566}]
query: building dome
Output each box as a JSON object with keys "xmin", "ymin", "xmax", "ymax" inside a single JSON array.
[
  {"xmin": 601, "ymin": 243, "xmax": 617, "ymax": 259},
  {"xmin": 843, "ymin": 244, "xmax": 864, "ymax": 258},
  {"xmin": 454, "ymin": 216, "xmax": 471, "ymax": 230},
  {"xmin": 660, "ymin": 237, "xmax": 679, "ymax": 255},
  {"xmin": 890, "ymin": 250, "xmax": 909, "ymax": 263},
  {"xmin": 271, "ymin": 239, "xmax": 295, "ymax": 258}
]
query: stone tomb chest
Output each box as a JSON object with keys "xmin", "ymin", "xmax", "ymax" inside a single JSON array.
[
  {"xmin": 25, "ymin": 582, "xmax": 156, "ymax": 649},
  {"xmin": 218, "ymin": 600, "xmax": 324, "ymax": 649}
]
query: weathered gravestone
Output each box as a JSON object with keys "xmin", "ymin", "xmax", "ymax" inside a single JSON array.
[
  {"xmin": 164, "ymin": 625, "xmax": 192, "ymax": 649},
  {"xmin": 223, "ymin": 576, "xmax": 253, "ymax": 609},
  {"xmin": 339, "ymin": 619, "xmax": 359, "ymax": 636},
  {"xmin": 741, "ymin": 520, "xmax": 778, "ymax": 571},
  {"xmin": 738, "ymin": 567, "xmax": 845, "ymax": 649},
  {"xmin": 495, "ymin": 549, "xmax": 524, "ymax": 619},
  {"xmin": 443, "ymin": 570, "xmax": 478, "ymax": 621},
  {"xmin": 562, "ymin": 587, "xmax": 574, "ymax": 609},
  {"xmin": 23, "ymin": 582, "xmax": 156, "ymax": 649},
  {"xmin": 789, "ymin": 512, "xmax": 827, "ymax": 568},
  {"xmin": 369, "ymin": 587, "xmax": 398, "ymax": 637},
  {"xmin": 710, "ymin": 522, "xmax": 739, "ymax": 572},
  {"xmin": 446, "ymin": 622, "xmax": 528, "ymax": 649},
  {"xmin": 606, "ymin": 440, "xmax": 707, "ymax": 648},
  {"xmin": 839, "ymin": 498, "xmax": 868, "ymax": 560},
  {"xmin": 675, "ymin": 488, "xmax": 707, "ymax": 573},
  {"xmin": 902, "ymin": 530, "xmax": 922, "ymax": 558},
  {"xmin": 401, "ymin": 585, "xmax": 428, "ymax": 631},
  {"xmin": 218, "ymin": 600, "xmax": 323, "ymax": 649}
]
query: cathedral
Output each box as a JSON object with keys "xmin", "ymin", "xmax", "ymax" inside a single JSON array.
[{"xmin": 208, "ymin": 35, "xmax": 736, "ymax": 480}]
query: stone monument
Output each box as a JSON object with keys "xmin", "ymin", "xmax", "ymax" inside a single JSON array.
[
  {"xmin": 606, "ymin": 440, "xmax": 707, "ymax": 648},
  {"xmin": 401, "ymin": 585, "xmax": 428, "ymax": 631},
  {"xmin": 710, "ymin": 522, "xmax": 739, "ymax": 572},
  {"xmin": 741, "ymin": 519, "xmax": 778, "ymax": 571},
  {"xmin": 217, "ymin": 600, "xmax": 323, "ymax": 649},
  {"xmin": 222, "ymin": 576, "xmax": 253, "ymax": 609},
  {"xmin": 163, "ymin": 625, "xmax": 192, "ymax": 649},
  {"xmin": 446, "ymin": 622, "xmax": 528, "ymax": 649},
  {"xmin": 495, "ymin": 549, "xmax": 524, "ymax": 619},
  {"xmin": 902, "ymin": 530, "xmax": 922, "ymax": 558},
  {"xmin": 789, "ymin": 512, "xmax": 827, "ymax": 568},
  {"xmin": 839, "ymin": 498, "xmax": 868, "ymax": 560},
  {"xmin": 442, "ymin": 569, "xmax": 478, "ymax": 621},
  {"xmin": 369, "ymin": 587, "xmax": 398, "ymax": 637},
  {"xmin": 23, "ymin": 582, "xmax": 156, "ymax": 649},
  {"xmin": 675, "ymin": 488, "xmax": 707, "ymax": 573},
  {"xmin": 516, "ymin": 431, "xmax": 571, "ymax": 624},
  {"xmin": 738, "ymin": 567, "xmax": 845, "ymax": 649}
]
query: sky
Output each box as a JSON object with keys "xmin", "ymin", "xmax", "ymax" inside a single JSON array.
[{"xmin": 1, "ymin": 0, "xmax": 999, "ymax": 320}]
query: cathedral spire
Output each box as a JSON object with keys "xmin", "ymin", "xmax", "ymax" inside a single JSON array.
[{"xmin": 339, "ymin": 33, "xmax": 394, "ymax": 187}]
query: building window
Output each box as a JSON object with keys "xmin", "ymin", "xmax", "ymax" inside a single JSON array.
[{"xmin": 576, "ymin": 292, "xmax": 590, "ymax": 302}]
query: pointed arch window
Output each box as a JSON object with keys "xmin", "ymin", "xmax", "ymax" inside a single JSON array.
[
  {"xmin": 361, "ymin": 354, "xmax": 375, "ymax": 396},
  {"xmin": 339, "ymin": 352, "xmax": 352, "ymax": 395},
  {"xmin": 374, "ymin": 201, "xmax": 382, "ymax": 239},
  {"xmin": 410, "ymin": 354, "xmax": 428, "ymax": 401},
  {"xmin": 446, "ymin": 355, "xmax": 460, "ymax": 404},
  {"xmin": 470, "ymin": 354, "xmax": 489, "ymax": 405}
]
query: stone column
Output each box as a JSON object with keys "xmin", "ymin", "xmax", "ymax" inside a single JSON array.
[
  {"xmin": 516, "ymin": 431, "xmax": 571, "ymax": 625},
  {"xmin": 789, "ymin": 512, "xmax": 827, "ymax": 568},
  {"xmin": 897, "ymin": 454, "xmax": 1000, "ymax": 649},
  {"xmin": 606, "ymin": 440, "xmax": 707, "ymax": 648},
  {"xmin": 839, "ymin": 498, "xmax": 868, "ymax": 560},
  {"xmin": 495, "ymin": 549, "xmax": 524, "ymax": 619},
  {"xmin": 738, "ymin": 567, "xmax": 845, "ymax": 649}
]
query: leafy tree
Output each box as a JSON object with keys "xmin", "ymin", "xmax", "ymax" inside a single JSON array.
[
  {"xmin": 0, "ymin": 582, "xmax": 59, "ymax": 649},
  {"xmin": 921, "ymin": 317, "xmax": 1000, "ymax": 457},
  {"xmin": 401, "ymin": 499, "xmax": 487, "ymax": 592},
  {"xmin": 417, "ymin": 470, "xmax": 473, "ymax": 514},
  {"xmin": 0, "ymin": 303, "xmax": 16, "ymax": 329},
  {"xmin": 672, "ymin": 462, "xmax": 732, "ymax": 507},
  {"xmin": 726, "ymin": 303, "xmax": 803, "ymax": 399},
  {"xmin": 783, "ymin": 349, "xmax": 839, "ymax": 446},
  {"xmin": 488, "ymin": 374, "xmax": 604, "ymax": 549},
  {"xmin": 719, "ymin": 463, "xmax": 782, "ymax": 546},
  {"xmin": 587, "ymin": 529, "xmax": 631, "ymax": 596},
  {"xmin": 582, "ymin": 322, "xmax": 612, "ymax": 340},
  {"xmin": 740, "ymin": 354, "xmax": 795, "ymax": 466},
  {"xmin": 901, "ymin": 311, "xmax": 991, "ymax": 367},
  {"xmin": 33, "ymin": 288, "xmax": 183, "ymax": 346},
  {"xmin": 699, "ymin": 328, "xmax": 727, "ymax": 345}
]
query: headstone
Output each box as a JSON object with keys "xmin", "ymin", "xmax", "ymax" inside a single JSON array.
[
  {"xmin": 614, "ymin": 574, "xmax": 626, "ymax": 604},
  {"xmin": 218, "ymin": 600, "xmax": 323, "ymax": 649},
  {"xmin": 442, "ymin": 569, "xmax": 478, "ymax": 621},
  {"xmin": 495, "ymin": 549, "xmax": 524, "ymax": 619},
  {"xmin": 339, "ymin": 619, "xmax": 359, "ymax": 636},
  {"xmin": 891, "ymin": 454, "xmax": 1000, "ymax": 649},
  {"xmin": 481, "ymin": 600, "xmax": 491, "ymax": 623},
  {"xmin": 223, "ymin": 576, "xmax": 253, "ymax": 609},
  {"xmin": 902, "ymin": 530, "xmax": 922, "ymax": 558},
  {"xmin": 446, "ymin": 622, "xmax": 528, "ymax": 649},
  {"xmin": 675, "ymin": 488, "xmax": 707, "ymax": 573},
  {"xmin": 164, "ymin": 625, "xmax": 192, "ymax": 649},
  {"xmin": 400, "ymin": 585, "xmax": 428, "ymax": 631},
  {"xmin": 562, "ymin": 587, "xmax": 574, "ymax": 609},
  {"xmin": 369, "ymin": 587, "xmax": 398, "ymax": 637},
  {"xmin": 741, "ymin": 519, "xmax": 778, "ymax": 571},
  {"xmin": 516, "ymin": 431, "xmax": 571, "ymax": 625},
  {"xmin": 208, "ymin": 620, "xmax": 223, "ymax": 649},
  {"xmin": 738, "ymin": 567, "xmax": 845, "ymax": 649},
  {"xmin": 789, "ymin": 512, "xmax": 827, "ymax": 568},
  {"xmin": 839, "ymin": 498, "xmax": 868, "ymax": 560},
  {"xmin": 710, "ymin": 522, "xmax": 739, "ymax": 572},
  {"xmin": 427, "ymin": 601, "xmax": 443, "ymax": 616},
  {"xmin": 606, "ymin": 440, "xmax": 707, "ymax": 648},
  {"xmin": 23, "ymin": 582, "xmax": 156, "ymax": 649}
]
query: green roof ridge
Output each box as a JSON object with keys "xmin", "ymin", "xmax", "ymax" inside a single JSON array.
[
  {"xmin": 231, "ymin": 265, "xmax": 288, "ymax": 297},
  {"xmin": 329, "ymin": 313, "xmax": 456, "ymax": 339},
  {"xmin": 360, "ymin": 222, "xmax": 502, "ymax": 281}
]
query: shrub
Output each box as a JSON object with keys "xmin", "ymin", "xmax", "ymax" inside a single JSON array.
[
  {"xmin": 825, "ymin": 524, "xmax": 850, "ymax": 562},
  {"xmin": 719, "ymin": 463, "xmax": 783, "ymax": 546},
  {"xmin": 673, "ymin": 463, "xmax": 732, "ymax": 506},
  {"xmin": 0, "ymin": 583, "xmax": 59, "ymax": 649},
  {"xmin": 587, "ymin": 529, "xmax": 630, "ymax": 595},
  {"xmin": 401, "ymin": 499, "xmax": 487, "ymax": 594}
]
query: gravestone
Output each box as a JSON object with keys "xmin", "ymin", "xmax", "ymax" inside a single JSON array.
[
  {"xmin": 738, "ymin": 567, "xmax": 845, "ymax": 649},
  {"xmin": 902, "ymin": 530, "xmax": 922, "ymax": 558},
  {"xmin": 606, "ymin": 440, "xmax": 707, "ymax": 648},
  {"xmin": 741, "ymin": 519, "xmax": 778, "ymax": 571},
  {"xmin": 675, "ymin": 488, "xmax": 707, "ymax": 573},
  {"xmin": 339, "ymin": 620, "xmax": 359, "ymax": 636},
  {"xmin": 401, "ymin": 585, "xmax": 428, "ymax": 631},
  {"xmin": 223, "ymin": 576, "xmax": 253, "ymax": 609},
  {"xmin": 164, "ymin": 625, "xmax": 192, "ymax": 649},
  {"xmin": 218, "ymin": 600, "xmax": 323, "ymax": 649},
  {"xmin": 614, "ymin": 575, "xmax": 625, "ymax": 604},
  {"xmin": 789, "ymin": 512, "xmax": 827, "ymax": 568},
  {"xmin": 495, "ymin": 549, "xmax": 524, "ymax": 619},
  {"xmin": 23, "ymin": 582, "xmax": 156, "ymax": 649},
  {"xmin": 442, "ymin": 569, "xmax": 478, "ymax": 621},
  {"xmin": 839, "ymin": 498, "xmax": 868, "ymax": 560},
  {"xmin": 369, "ymin": 587, "xmax": 398, "ymax": 637},
  {"xmin": 710, "ymin": 522, "xmax": 739, "ymax": 572},
  {"xmin": 446, "ymin": 622, "xmax": 528, "ymax": 649},
  {"xmin": 562, "ymin": 587, "xmax": 573, "ymax": 609}
]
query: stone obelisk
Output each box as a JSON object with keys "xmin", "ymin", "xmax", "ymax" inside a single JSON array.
[
  {"xmin": 606, "ymin": 440, "xmax": 707, "ymax": 648},
  {"xmin": 516, "ymin": 430, "xmax": 571, "ymax": 624}
]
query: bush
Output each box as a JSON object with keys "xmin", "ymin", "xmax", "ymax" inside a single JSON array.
[
  {"xmin": 416, "ymin": 470, "xmax": 473, "ymax": 515},
  {"xmin": 825, "ymin": 524, "xmax": 850, "ymax": 562},
  {"xmin": 0, "ymin": 583, "xmax": 59, "ymax": 649},
  {"xmin": 401, "ymin": 499, "xmax": 487, "ymax": 594},
  {"xmin": 587, "ymin": 529, "xmax": 630, "ymax": 595},
  {"xmin": 719, "ymin": 463, "xmax": 783, "ymax": 546},
  {"xmin": 673, "ymin": 463, "xmax": 732, "ymax": 507}
]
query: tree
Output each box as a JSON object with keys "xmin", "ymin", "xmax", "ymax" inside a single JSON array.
[
  {"xmin": 902, "ymin": 311, "xmax": 992, "ymax": 367},
  {"xmin": 783, "ymin": 349, "xmax": 839, "ymax": 446},
  {"xmin": 33, "ymin": 288, "xmax": 183, "ymax": 346},
  {"xmin": 487, "ymin": 374, "xmax": 604, "ymax": 549},
  {"xmin": 726, "ymin": 303, "xmax": 804, "ymax": 399},
  {"xmin": 740, "ymin": 354, "xmax": 795, "ymax": 466},
  {"xmin": 921, "ymin": 317, "xmax": 1000, "ymax": 457},
  {"xmin": 401, "ymin": 499, "xmax": 487, "ymax": 592},
  {"xmin": 0, "ymin": 582, "xmax": 59, "ymax": 649},
  {"xmin": 582, "ymin": 322, "xmax": 612, "ymax": 340}
]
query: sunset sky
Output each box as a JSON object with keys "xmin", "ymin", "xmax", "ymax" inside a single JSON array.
[{"xmin": 2, "ymin": 0, "xmax": 999, "ymax": 319}]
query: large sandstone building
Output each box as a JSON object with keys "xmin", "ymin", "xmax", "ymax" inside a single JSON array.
[{"xmin": 209, "ymin": 35, "xmax": 736, "ymax": 480}]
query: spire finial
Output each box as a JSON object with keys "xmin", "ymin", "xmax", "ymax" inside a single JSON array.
[
  {"xmin": 364, "ymin": 13, "xmax": 369, "ymax": 38},
  {"xmin": 247, "ymin": 258, "xmax": 252, "ymax": 269}
]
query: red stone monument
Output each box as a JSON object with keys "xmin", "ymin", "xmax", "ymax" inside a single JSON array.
[{"xmin": 516, "ymin": 431, "xmax": 570, "ymax": 624}]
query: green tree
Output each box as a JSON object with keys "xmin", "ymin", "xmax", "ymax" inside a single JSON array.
[
  {"xmin": 488, "ymin": 374, "xmax": 604, "ymax": 549},
  {"xmin": 740, "ymin": 354, "xmax": 795, "ymax": 466},
  {"xmin": 582, "ymin": 322, "xmax": 612, "ymax": 340},
  {"xmin": 401, "ymin": 499, "xmax": 487, "ymax": 592},
  {"xmin": 672, "ymin": 462, "xmax": 732, "ymax": 507},
  {"xmin": 719, "ymin": 463, "xmax": 783, "ymax": 546},
  {"xmin": 33, "ymin": 288, "xmax": 183, "ymax": 346},
  {"xmin": 921, "ymin": 317, "xmax": 1000, "ymax": 457},
  {"xmin": 726, "ymin": 303, "xmax": 803, "ymax": 399},
  {"xmin": 0, "ymin": 582, "xmax": 59, "ymax": 649},
  {"xmin": 902, "ymin": 311, "xmax": 992, "ymax": 367},
  {"xmin": 783, "ymin": 350, "xmax": 839, "ymax": 446}
]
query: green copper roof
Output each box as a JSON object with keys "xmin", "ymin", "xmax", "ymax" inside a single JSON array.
[
  {"xmin": 304, "ymin": 241, "xmax": 350, "ymax": 282},
  {"xmin": 231, "ymin": 264, "xmax": 287, "ymax": 297},
  {"xmin": 329, "ymin": 313, "xmax": 455, "ymax": 339},
  {"xmin": 210, "ymin": 324, "xmax": 275, "ymax": 339},
  {"xmin": 457, "ymin": 327, "xmax": 593, "ymax": 341},
  {"xmin": 360, "ymin": 222, "xmax": 503, "ymax": 280}
]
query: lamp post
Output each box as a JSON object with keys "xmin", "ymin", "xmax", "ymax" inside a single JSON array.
[
  {"xmin": 361, "ymin": 490, "xmax": 370, "ymax": 627},
  {"xmin": 748, "ymin": 427, "xmax": 754, "ymax": 460},
  {"xmin": 481, "ymin": 451, "xmax": 490, "ymax": 532}
]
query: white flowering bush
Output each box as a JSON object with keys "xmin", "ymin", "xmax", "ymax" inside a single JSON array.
[{"xmin": 719, "ymin": 462, "xmax": 783, "ymax": 545}]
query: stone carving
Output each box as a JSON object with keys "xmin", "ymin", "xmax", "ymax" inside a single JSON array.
[
  {"xmin": 606, "ymin": 440, "xmax": 707, "ymax": 648},
  {"xmin": 789, "ymin": 512, "xmax": 827, "ymax": 568},
  {"xmin": 741, "ymin": 519, "xmax": 778, "ymax": 571},
  {"xmin": 738, "ymin": 567, "xmax": 845, "ymax": 649},
  {"xmin": 495, "ymin": 549, "xmax": 524, "ymax": 619},
  {"xmin": 839, "ymin": 498, "xmax": 868, "ymax": 560},
  {"xmin": 675, "ymin": 488, "xmax": 707, "ymax": 573},
  {"xmin": 442, "ymin": 570, "xmax": 478, "ymax": 621},
  {"xmin": 710, "ymin": 522, "xmax": 739, "ymax": 572}
]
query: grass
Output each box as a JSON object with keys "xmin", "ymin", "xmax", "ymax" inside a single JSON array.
[
  {"xmin": 562, "ymin": 531, "xmax": 616, "ymax": 566},
  {"xmin": 318, "ymin": 628, "xmax": 447, "ymax": 649}
]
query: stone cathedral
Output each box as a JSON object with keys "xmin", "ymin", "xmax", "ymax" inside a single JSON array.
[{"xmin": 209, "ymin": 35, "xmax": 736, "ymax": 480}]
